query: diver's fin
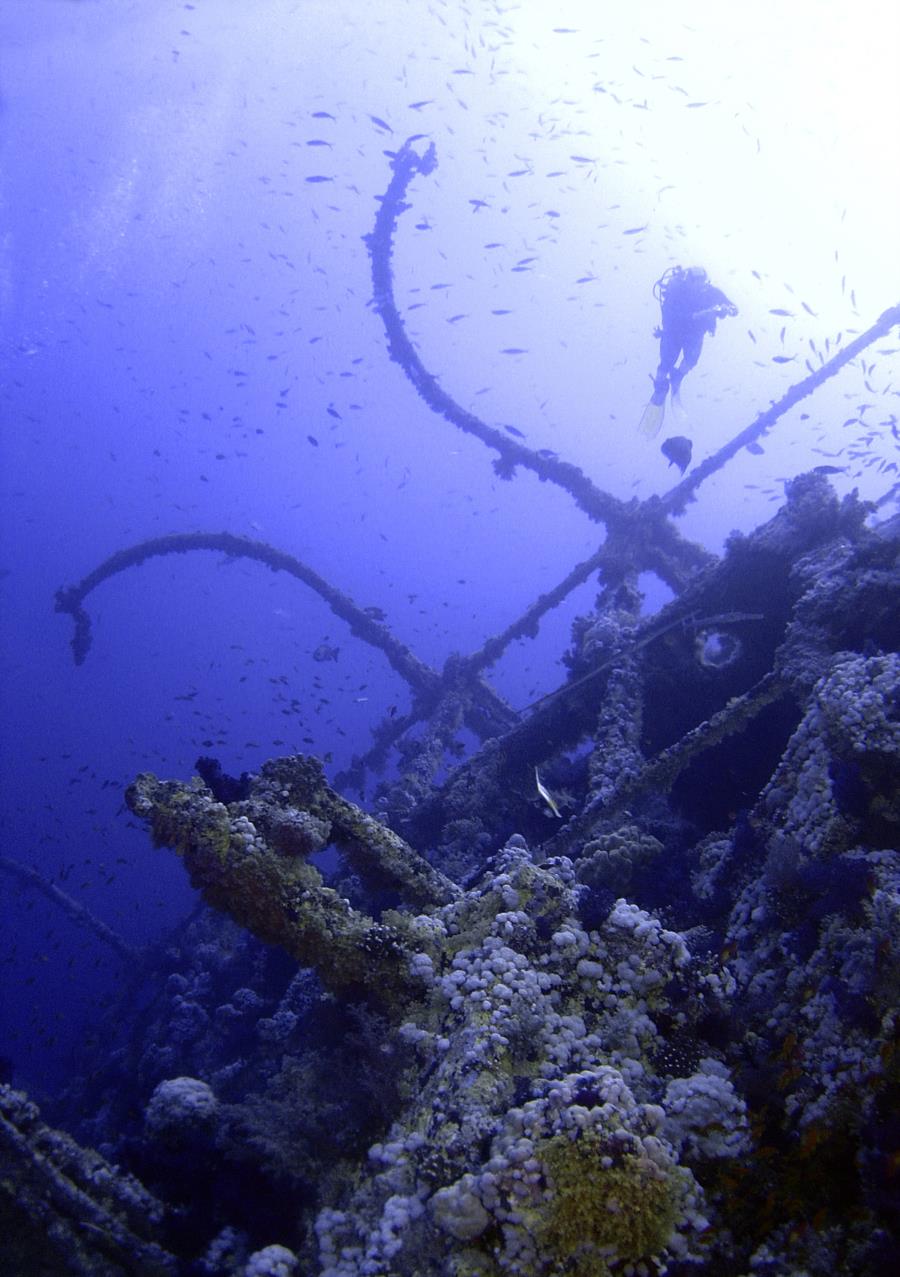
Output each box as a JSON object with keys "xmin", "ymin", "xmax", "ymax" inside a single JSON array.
[
  {"xmin": 637, "ymin": 397, "xmax": 666, "ymax": 438},
  {"xmin": 669, "ymin": 390, "xmax": 689, "ymax": 426}
]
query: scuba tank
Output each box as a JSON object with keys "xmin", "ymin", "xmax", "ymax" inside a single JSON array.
[
  {"xmin": 651, "ymin": 266, "xmax": 684, "ymax": 336},
  {"xmin": 652, "ymin": 265, "xmax": 684, "ymax": 305}
]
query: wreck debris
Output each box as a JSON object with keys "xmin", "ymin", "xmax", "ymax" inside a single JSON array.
[
  {"xmin": 125, "ymin": 756, "xmax": 458, "ymax": 1014},
  {"xmin": 27, "ymin": 136, "xmax": 900, "ymax": 1277},
  {"xmin": 55, "ymin": 595, "xmax": 900, "ymax": 1275},
  {"xmin": 53, "ymin": 138, "xmax": 898, "ymax": 809},
  {"xmin": 53, "ymin": 531, "xmax": 439, "ymax": 692},
  {"xmin": 0, "ymin": 1084, "xmax": 176, "ymax": 1276},
  {"xmin": 661, "ymin": 302, "xmax": 900, "ymax": 515},
  {"xmin": 0, "ymin": 854, "xmax": 140, "ymax": 963}
]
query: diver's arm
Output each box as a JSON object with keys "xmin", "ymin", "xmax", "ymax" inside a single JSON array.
[
  {"xmin": 698, "ymin": 286, "xmax": 737, "ymax": 318},
  {"xmin": 692, "ymin": 299, "xmax": 738, "ymax": 320}
]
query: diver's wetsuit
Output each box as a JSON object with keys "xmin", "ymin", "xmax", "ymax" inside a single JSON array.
[{"xmin": 652, "ymin": 270, "xmax": 737, "ymax": 404}]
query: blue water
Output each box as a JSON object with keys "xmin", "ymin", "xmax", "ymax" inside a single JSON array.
[{"xmin": 1, "ymin": 1, "xmax": 897, "ymax": 1098}]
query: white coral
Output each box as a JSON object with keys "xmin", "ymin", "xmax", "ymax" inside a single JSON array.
[
  {"xmin": 145, "ymin": 1076, "xmax": 218, "ymax": 1138},
  {"xmin": 244, "ymin": 1244, "xmax": 299, "ymax": 1277}
]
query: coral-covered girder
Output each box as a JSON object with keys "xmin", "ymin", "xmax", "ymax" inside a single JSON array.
[{"xmin": 125, "ymin": 758, "xmax": 457, "ymax": 1014}]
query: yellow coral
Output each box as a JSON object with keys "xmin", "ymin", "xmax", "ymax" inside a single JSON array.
[{"xmin": 537, "ymin": 1131, "xmax": 679, "ymax": 1275}]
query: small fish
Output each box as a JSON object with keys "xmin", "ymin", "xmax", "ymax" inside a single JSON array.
[
  {"xmin": 504, "ymin": 424, "xmax": 526, "ymax": 438},
  {"xmin": 368, "ymin": 114, "xmax": 393, "ymax": 132},
  {"xmin": 769, "ymin": 308, "xmax": 793, "ymax": 316},
  {"xmin": 661, "ymin": 435, "xmax": 692, "ymax": 474},
  {"xmin": 535, "ymin": 767, "xmax": 561, "ymax": 819},
  {"xmin": 623, "ymin": 225, "xmax": 647, "ymax": 235},
  {"xmin": 772, "ymin": 355, "xmax": 795, "ymax": 363},
  {"xmin": 812, "ymin": 464, "xmax": 846, "ymax": 475},
  {"xmin": 746, "ymin": 441, "xmax": 765, "ymax": 455},
  {"xmin": 307, "ymin": 434, "xmax": 319, "ymax": 446}
]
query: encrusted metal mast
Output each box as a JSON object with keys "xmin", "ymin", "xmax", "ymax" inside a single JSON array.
[{"xmin": 55, "ymin": 138, "xmax": 899, "ymax": 853}]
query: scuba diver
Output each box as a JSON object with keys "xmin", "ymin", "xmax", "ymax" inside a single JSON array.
[{"xmin": 638, "ymin": 265, "xmax": 738, "ymax": 438}]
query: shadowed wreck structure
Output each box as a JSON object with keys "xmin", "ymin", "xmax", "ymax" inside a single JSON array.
[{"xmin": 5, "ymin": 141, "xmax": 900, "ymax": 1276}]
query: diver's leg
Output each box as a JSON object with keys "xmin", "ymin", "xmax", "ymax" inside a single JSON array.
[
  {"xmin": 653, "ymin": 331, "xmax": 680, "ymax": 404},
  {"xmin": 650, "ymin": 374, "xmax": 669, "ymax": 406},
  {"xmin": 639, "ymin": 332, "xmax": 677, "ymax": 434},
  {"xmin": 670, "ymin": 332, "xmax": 704, "ymax": 401}
]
